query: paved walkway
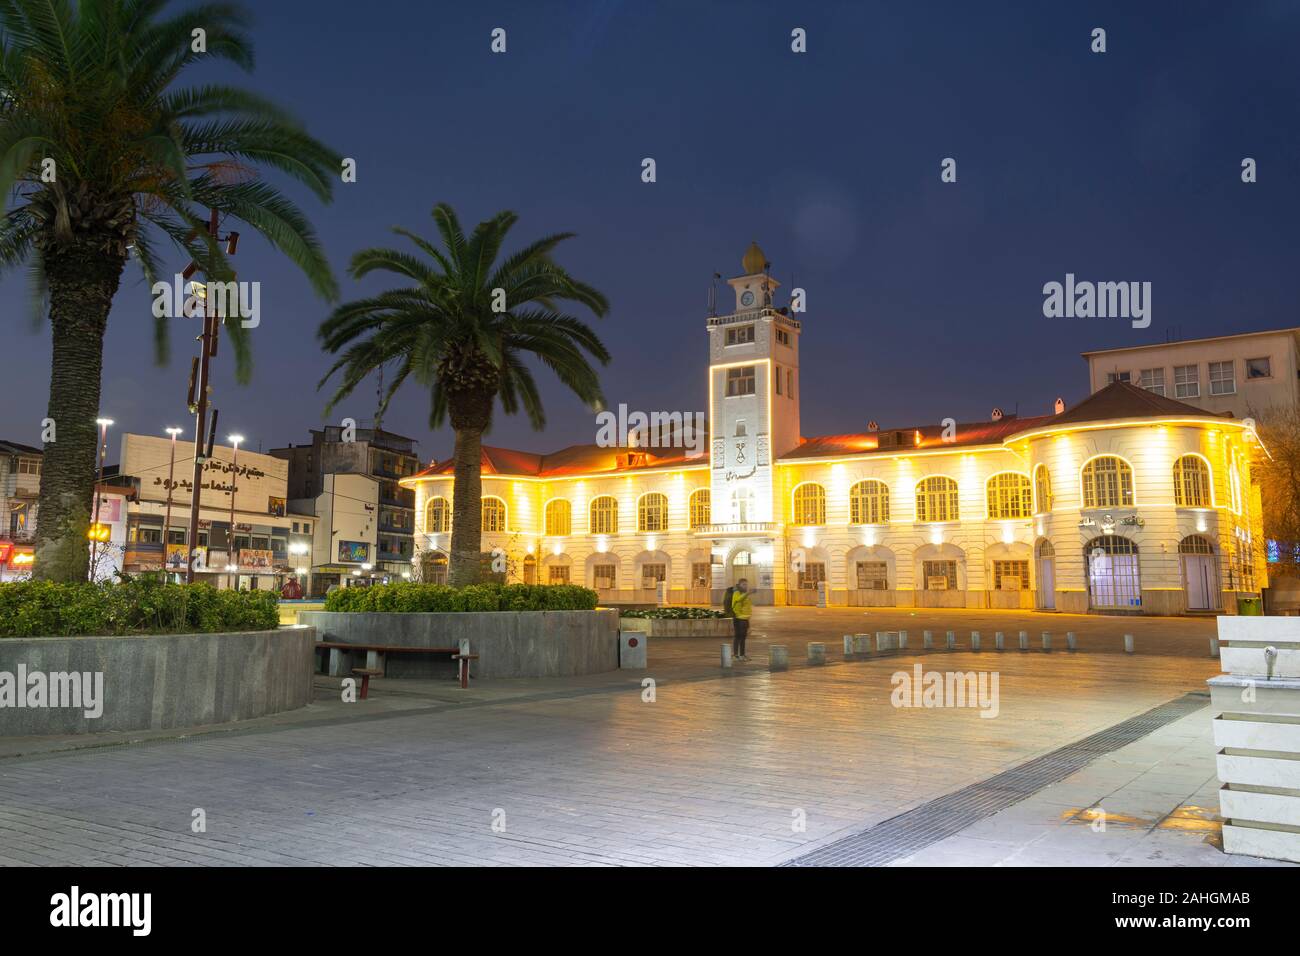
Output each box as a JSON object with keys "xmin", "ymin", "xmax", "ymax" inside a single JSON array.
[{"xmin": 5, "ymin": 604, "xmax": 1285, "ymax": 866}]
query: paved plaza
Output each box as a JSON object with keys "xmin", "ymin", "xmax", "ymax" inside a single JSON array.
[{"xmin": 0, "ymin": 608, "xmax": 1290, "ymax": 867}]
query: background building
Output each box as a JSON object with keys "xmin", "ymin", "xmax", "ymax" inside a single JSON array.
[
  {"xmin": 289, "ymin": 472, "xmax": 381, "ymax": 596},
  {"xmin": 272, "ymin": 426, "xmax": 419, "ymax": 581},
  {"xmin": 1082, "ymin": 328, "xmax": 1300, "ymax": 421},
  {"xmin": 0, "ymin": 439, "xmax": 40, "ymax": 579}
]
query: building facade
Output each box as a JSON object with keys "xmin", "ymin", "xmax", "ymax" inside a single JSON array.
[
  {"xmin": 401, "ymin": 243, "xmax": 1266, "ymax": 615},
  {"xmin": 272, "ymin": 426, "xmax": 419, "ymax": 580},
  {"xmin": 289, "ymin": 472, "xmax": 382, "ymax": 596},
  {"xmin": 0, "ymin": 440, "xmax": 41, "ymax": 579},
  {"xmin": 1082, "ymin": 327, "xmax": 1300, "ymax": 421}
]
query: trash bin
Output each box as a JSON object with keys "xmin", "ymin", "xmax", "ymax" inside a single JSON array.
[
  {"xmin": 1237, "ymin": 596, "xmax": 1263, "ymax": 616},
  {"xmin": 618, "ymin": 630, "xmax": 647, "ymax": 669}
]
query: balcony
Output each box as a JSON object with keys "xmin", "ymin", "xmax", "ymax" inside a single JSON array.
[{"xmin": 694, "ymin": 522, "xmax": 777, "ymax": 537}]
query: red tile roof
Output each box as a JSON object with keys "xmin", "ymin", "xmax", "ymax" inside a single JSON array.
[
  {"xmin": 780, "ymin": 415, "xmax": 1054, "ymax": 461},
  {"xmin": 1021, "ymin": 380, "xmax": 1231, "ymax": 429}
]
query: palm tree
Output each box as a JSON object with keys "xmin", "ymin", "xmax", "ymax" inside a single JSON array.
[
  {"xmin": 319, "ymin": 203, "xmax": 610, "ymax": 586},
  {"xmin": 0, "ymin": 0, "xmax": 339, "ymax": 581}
]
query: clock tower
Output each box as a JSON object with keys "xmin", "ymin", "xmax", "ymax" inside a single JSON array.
[{"xmin": 705, "ymin": 242, "xmax": 803, "ymax": 602}]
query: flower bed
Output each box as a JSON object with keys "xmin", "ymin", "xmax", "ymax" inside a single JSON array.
[
  {"xmin": 0, "ymin": 580, "xmax": 279, "ymax": 637},
  {"xmin": 619, "ymin": 606, "xmax": 725, "ymax": 619},
  {"xmin": 323, "ymin": 582, "xmax": 597, "ymax": 613}
]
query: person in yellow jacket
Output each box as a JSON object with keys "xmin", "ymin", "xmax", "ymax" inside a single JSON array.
[{"xmin": 731, "ymin": 579, "xmax": 753, "ymax": 660}]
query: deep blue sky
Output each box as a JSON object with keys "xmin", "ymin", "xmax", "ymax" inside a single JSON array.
[{"xmin": 4, "ymin": 0, "xmax": 1299, "ymax": 462}]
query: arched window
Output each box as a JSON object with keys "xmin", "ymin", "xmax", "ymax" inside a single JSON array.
[
  {"xmin": 689, "ymin": 488, "xmax": 711, "ymax": 529},
  {"xmin": 1081, "ymin": 456, "xmax": 1133, "ymax": 508},
  {"xmin": 987, "ymin": 473, "xmax": 1033, "ymax": 519},
  {"xmin": 638, "ymin": 493, "xmax": 669, "ymax": 532},
  {"xmin": 544, "ymin": 499, "xmax": 571, "ymax": 536},
  {"xmin": 1173, "ymin": 456, "xmax": 1211, "ymax": 507},
  {"xmin": 1178, "ymin": 535, "xmax": 1214, "ymax": 554},
  {"xmin": 849, "ymin": 480, "xmax": 890, "ymax": 524},
  {"xmin": 481, "ymin": 496, "xmax": 507, "ymax": 533},
  {"xmin": 1034, "ymin": 465, "xmax": 1053, "ymax": 513},
  {"xmin": 915, "ymin": 476, "xmax": 960, "ymax": 522},
  {"xmin": 424, "ymin": 495, "xmax": 449, "ymax": 533},
  {"xmin": 590, "ymin": 496, "xmax": 619, "ymax": 535},
  {"xmin": 792, "ymin": 483, "xmax": 826, "ymax": 525}
]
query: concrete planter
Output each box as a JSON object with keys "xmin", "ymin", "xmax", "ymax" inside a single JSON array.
[
  {"xmin": 618, "ymin": 617, "xmax": 732, "ymax": 638},
  {"xmin": 301, "ymin": 609, "xmax": 619, "ymax": 679},
  {"xmin": 1209, "ymin": 615, "xmax": 1300, "ymax": 864},
  {"xmin": 0, "ymin": 627, "xmax": 315, "ymax": 737}
]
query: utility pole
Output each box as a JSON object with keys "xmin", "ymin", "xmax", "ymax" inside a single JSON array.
[
  {"xmin": 163, "ymin": 427, "xmax": 183, "ymax": 579},
  {"xmin": 183, "ymin": 209, "xmax": 238, "ymax": 584}
]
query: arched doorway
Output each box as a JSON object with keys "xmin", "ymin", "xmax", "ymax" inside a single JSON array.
[
  {"xmin": 420, "ymin": 551, "xmax": 448, "ymax": 585},
  {"xmin": 522, "ymin": 554, "xmax": 537, "ymax": 585},
  {"xmin": 1036, "ymin": 539, "xmax": 1056, "ymax": 610},
  {"xmin": 1179, "ymin": 535, "xmax": 1217, "ymax": 611},
  {"xmin": 1085, "ymin": 536, "xmax": 1140, "ymax": 610}
]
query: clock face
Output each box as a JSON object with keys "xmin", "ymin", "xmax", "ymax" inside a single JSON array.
[{"xmin": 740, "ymin": 290, "xmax": 755, "ymax": 307}]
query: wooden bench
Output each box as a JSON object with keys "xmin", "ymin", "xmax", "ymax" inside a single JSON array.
[
  {"xmin": 315, "ymin": 642, "xmax": 466, "ymax": 685},
  {"xmin": 351, "ymin": 667, "xmax": 382, "ymax": 700}
]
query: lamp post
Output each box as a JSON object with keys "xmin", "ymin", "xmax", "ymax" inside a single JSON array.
[
  {"xmin": 226, "ymin": 434, "xmax": 243, "ymax": 590},
  {"xmin": 89, "ymin": 417, "xmax": 113, "ymax": 581},
  {"xmin": 163, "ymin": 427, "xmax": 183, "ymax": 580}
]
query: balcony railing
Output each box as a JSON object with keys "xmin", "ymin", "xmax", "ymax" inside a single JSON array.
[{"xmin": 694, "ymin": 522, "xmax": 777, "ymax": 536}]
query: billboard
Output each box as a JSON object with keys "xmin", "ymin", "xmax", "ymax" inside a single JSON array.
[{"xmin": 338, "ymin": 541, "xmax": 370, "ymax": 563}]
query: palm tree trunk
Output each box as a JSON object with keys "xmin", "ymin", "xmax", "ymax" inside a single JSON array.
[
  {"xmin": 33, "ymin": 242, "xmax": 126, "ymax": 582},
  {"xmin": 447, "ymin": 425, "xmax": 484, "ymax": 586}
]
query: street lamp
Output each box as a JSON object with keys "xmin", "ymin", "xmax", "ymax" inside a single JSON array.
[
  {"xmin": 89, "ymin": 417, "xmax": 114, "ymax": 580},
  {"xmin": 163, "ymin": 427, "xmax": 184, "ymax": 579},
  {"xmin": 227, "ymin": 434, "xmax": 243, "ymax": 590}
]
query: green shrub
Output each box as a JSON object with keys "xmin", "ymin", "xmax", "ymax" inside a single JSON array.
[
  {"xmin": 322, "ymin": 582, "xmax": 598, "ymax": 613},
  {"xmin": 0, "ymin": 580, "xmax": 280, "ymax": 637},
  {"xmin": 620, "ymin": 606, "xmax": 725, "ymax": 619}
]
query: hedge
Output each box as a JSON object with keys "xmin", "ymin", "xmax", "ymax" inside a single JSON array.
[
  {"xmin": 620, "ymin": 606, "xmax": 725, "ymax": 619},
  {"xmin": 0, "ymin": 580, "xmax": 280, "ymax": 637},
  {"xmin": 323, "ymin": 582, "xmax": 599, "ymax": 613}
]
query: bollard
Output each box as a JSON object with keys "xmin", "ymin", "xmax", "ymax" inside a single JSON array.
[
  {"xmin": 995, "ymin": 631, "xmax": 1005, "ymax": 651},
  {"xmin": 1210, "ymin": 637, "xmax": 1219, "ymax": 658},
  {"xmin": 843, "ymin": 635, "xmax": 855, "ymax": 660},
  {"xmin": 721, "ymin": 644, "xmax": 733, "ymax": 668},
  {"xmin": 876, "ymin": 631, "xmax": 898, "ymax": 652},
  {"xmin": 1042, "ymin": 632, "xmax": 1052, "ymax": 652},
  {"xmin": 1066, "ymin": 631, "xmax": 1077, "ymax": 651},
  {"xmin": 1123, "ymin": 634, "xmax": 1134, "ymax": 654},
  {"xmin": 971, "ymin": 630, "xmax": 982, "ymax": 652},
  {"xmin": 854, "ymin": 634, "xmax": 872, "ymax": 657},
  {"xmin": 899, "ymin": 630, "xmax": 909, "ymax": 650},
  {"xmin": 769, "ymin": 645, "xmax": 790, "ymax": 671},
  {"xmin": 1018, "ymin": 630, "xmax": 1029, "ymax": 651},
  {"xmin": 946, "ymin": 630, "xmax": 956, "ymax": 650},
  {"xmin": 923, "ymin": 630, "xmax": 934, "ymax": 650},
  {"xmin": 807, "ymin": 642, "xmax": 826, "ymax": 666}
]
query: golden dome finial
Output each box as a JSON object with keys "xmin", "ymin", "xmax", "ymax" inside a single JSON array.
[{"xmin": 741, "ymin": 241, "xmax": 766, "ymax": 275}]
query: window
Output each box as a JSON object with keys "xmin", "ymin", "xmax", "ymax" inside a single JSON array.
[
  {"xmin": 1034, "ymin": 465, "xmax": 1053, "ymax": 513},
  {"xmin": 641, "ymin": 563, "xmax": 667, "ymax": 588},
  {"xmin": 915, "ymin": 476, "xmax": 960, "ymax": 522},
  {"xmin": 1246, "ymin": 357, "xmax": 1272, "ymax": 379},
  {"xmin": 797, "ymin": 562, "xmax": 826, "ymax": 591},
  {"xmin": 775, "ymin": 365, "xmax": 782, "ymax": 395},
  {"xmin": 637, "ymin": 493, "xmax": 668, "ymax": 532},
  {"xmin": 590, "ymin": 496, "xmax": 619, "ymax": 534},
  {"xmin": 993, "ymin": 560, "xmax": 1030, "ymax": 591},
  {"xmin": 593, "ymin": 564, "xmax": 616, "ymax": 589},
  {"xmin": 167, "ymin": 529, "xmax": 186, "ymax": 545},
  {"xmin": 776, "ymin": 328, "xmax": 791, "ymax": 347},
  {"xmin": 548, "ymin": 565, "xmax": 571, "ymax": 584},
  {"xmin": 1179, "ymin": 535, "xmax": 1214, "ymax": 554},
  {"xmin": 544, "ymin": 499, "xmax": 571, "ymax": 536},
  {"xmin": 16, "ymin": 458, "xmax": 40, "ymax": 476},
  {"xmin": 1139, "ymin": 368, "xmax": 1166, "ymax": 395},
  {"xmin": 1174, "ymin": 364, "xmax": 1200, "ymax": 399},
  {"xmin": 787, "ymin": 369, "xmax": 794, "ymax": 398},
  {"xmin": 856, "ymin": 561, "xmax": 888, "ymax": 590},
  {"xmin": 1106, "ymin": 371, "xmax": 1131, "ymax": 385},
  {"xmin": 1209, "ymin": 361, "xmax": 1235, "ymax": 395},
  {"xmin": 691, "ymin": 562, "xmax": 711, "ymax": 587},
  {"xmin": 849, "ymin": 480, "xmax": 890, "ymax": 524},
  {"xmin": 792, "ymin": 483, "xmax": 826, "ymax": 525},
  {"xmin": 1081, "ymin": 456, "xmax": 1133, "ymax": 508},
  {"xmin": 1173, "ymin": 456, "xmax": 1211, "ymax": 507},
  {"xmin": 689, "ymin": 488, "xmax": 711, "ymax": 529},
  {"xmin": 725, "ymin": 366, "xmax": 755, "ymax": 396},
  {"xmin": 292, "ymin": 522, "xmax": 300, "ymax": 534},
  {"xmin": 725, "ymin": 325, "xmax": 755, "ymax": 346},
  {"xmin": 522, "ymin": 554, "xmax": 536, "ymax": 585},
  {"xmin": 138, "ymin": 527, "xmax": 162, "ymax": 544},
  {"xmin": 481, "ymin": 496, "xmax": 507, "ymax": 533},
  {"xmin": 986, "ymin": 473, "xmax": 1033, "ymax": 519},
  {"xmin": 425, "ymin": 496, "xmax": 449, "ymax": 533},
  {"xmin": 923, "ymin": 560, "xmax": 957, "ymax": 590}
]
